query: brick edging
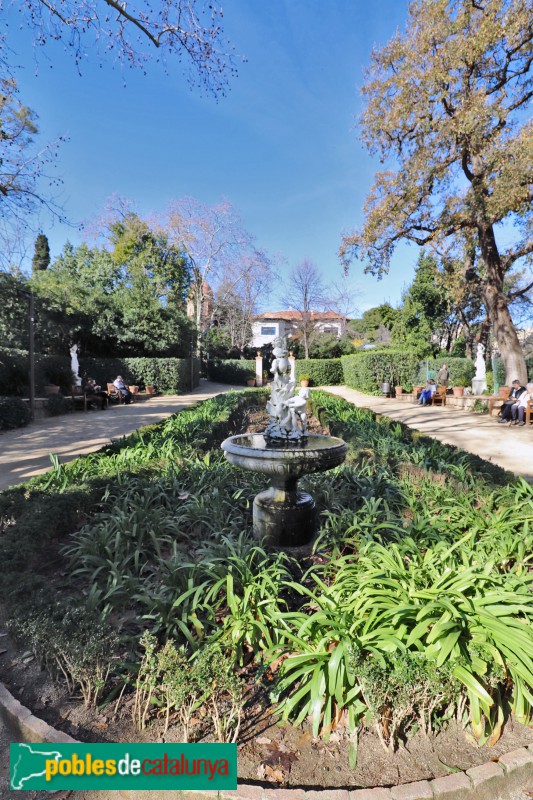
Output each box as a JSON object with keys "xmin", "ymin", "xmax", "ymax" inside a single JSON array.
[{"xmin": 2, "ymin": 681, "xmax": 532, "ymax": 799}]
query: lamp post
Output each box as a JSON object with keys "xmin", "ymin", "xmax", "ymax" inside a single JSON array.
[{"xmin": 17, "ymin": 290, "xmax": 35, "ymax": 420}]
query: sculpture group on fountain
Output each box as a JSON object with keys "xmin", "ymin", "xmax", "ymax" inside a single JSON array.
[{"xmin": 265, "ymin": 337, "xmax": 309, "ymax": 442}]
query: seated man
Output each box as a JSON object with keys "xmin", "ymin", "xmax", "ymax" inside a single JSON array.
[
  {"xmin": 113, "ymin": 375, "xmax": 132, "ymax": 404},
  {"xmin": 418, "ymin": 380, "xmax": 436, "ymax": 406},
  {"xmin": 498, "ymin": 379, "xmax": 526, "ymax": 422},
  {"xmin": 510, "ymin": 382, "xmax": 533, "ymax": 426},
  {"xmin": 83, "ymin": 377, "xmax": 108, "ymax": 410}
]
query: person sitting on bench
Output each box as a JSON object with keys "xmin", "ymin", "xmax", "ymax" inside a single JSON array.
[
  {"xmin": 510, "ymin": 382, "xmax": 533, "ymax": 426},
  {"xmin": 418, "ymin": 379, "xmax": 436, "ymax": 406},
  {"xmin": 113, "ymin": 375, "xmax": 132, "ymax": 404},
  {"xmin": 498, "ymin": 380, "xmax": 526, "ymax": 423},
  {"xmin": 83, "ymin": 377, "xmax": 108, "ymax": 410}
]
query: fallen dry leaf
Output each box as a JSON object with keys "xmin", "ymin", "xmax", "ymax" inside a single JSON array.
[{"xmin": 257, "ymin": 763, "xmax": 284, "ymax": 783}]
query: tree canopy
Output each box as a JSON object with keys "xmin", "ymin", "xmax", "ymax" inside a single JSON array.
[
  {"xmin": 341, "ymin": 0, "xmax": 533, "ymax": 383},
  {"xmin": 11, "ymin": 1, "xmax": 237, "ymax": 97},
  {"xmin": 28, "ymin": 216, "xmax": 193, "ymax": 357}
]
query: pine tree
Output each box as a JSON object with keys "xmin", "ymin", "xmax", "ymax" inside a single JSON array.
[{"xmin": 32, "ymin": 234, "xmax": 50, "ymax": 273}]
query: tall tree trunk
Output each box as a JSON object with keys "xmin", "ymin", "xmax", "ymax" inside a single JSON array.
[{"xmin": 478, "ymin": 225, "xmax": 527, "ymax": 385}]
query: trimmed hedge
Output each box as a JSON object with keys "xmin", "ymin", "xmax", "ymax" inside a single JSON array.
[
  {"xmin": 0, "ymin": 396, "xmax": 32, "ymax": 430},
  {"xmin": 341, "ymin": 351, "xmax": 478, "ymax": 393},
  {"xmin": 206, "ymin": 359, "xmax": 256, "ymax": 385},
  {"xmin": 415, "ymin": 358, "xmax": 475, "ymax": 387},
  {"xmin": 341, "ymin": 350, "xmax": 421, "ymax": 393},
  {"xmin": 0, "ymin": 349, "xmax": 73, "ymax": 396},
  {"xmin": 294, "ymin": 359, "xmax": 343, "ymax": 386},
  {"xmin": 80, "ymin": 357, "xmax": 200, "ymax": 393}
]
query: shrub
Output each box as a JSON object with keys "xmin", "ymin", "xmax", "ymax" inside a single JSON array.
[
  {"xmin": 0, "ymin": 350, "xmax": 73, "ymax": 396},
  {"xmin": 0, "ymin": 395, "xmax": 31, "ymax": 430},
  {"xmin": 36, "ymin": 355, "xmax": 74, "ymax": 393},
  {"xmin": 416, "ymin": 358, "xmax": 475, "ymax": 387},
  {"xmin": 46, "ymin": 392, "xmax": 73, "ymax": 417},
  {"xmin": 0, "ymin": 349, "xmax": 29, "ymax": 396},
  {"xmin": 80, "ymin": 357, "xmax": 200, "ymax": 392},
  {"xmin": 206, "ymin": 359, "xmax": 256, "ymax": 385},
  {"xmin": 294, "ymin": 359, "xmax": 343, "ymax": 386},
  {"xmin": 341, "ymin": 350, "xmax": 420, "ymax": 393},
  {"xmin": 134, "ymin": 634, "xmax": 244, "ymax": 741},
  {"xmin": 8, "ymin": 600, "xmax": 118, "ymax": 706}
]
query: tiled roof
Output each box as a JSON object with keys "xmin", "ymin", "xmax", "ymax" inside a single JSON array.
[{"xmin": 254, "ymin": 310, "xmax": 345, "ymax": 321}]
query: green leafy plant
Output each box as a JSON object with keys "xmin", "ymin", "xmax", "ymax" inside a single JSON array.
[
  {"xmin": 8, "ymin": 600, "xmax": 118, "ymax": 706},
  {"xmin": 134, "ymin": 634, "xmax": 244, "ymax": 742},
  {"xmin": 295, "ymin": 360, "xmax": 343, "ymax": 385},
  {"xmin": 0, "ymin": 395, "xmax": 31, "ymax": 430}
]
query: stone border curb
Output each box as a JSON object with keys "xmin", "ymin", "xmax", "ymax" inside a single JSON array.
[
  {"xmin": 2, "ymin": 681, "xmax": 533, "ymax": 799},
  {"xmin": 0, "ymin": 681, "xmax": 77, "ymax": 744}
]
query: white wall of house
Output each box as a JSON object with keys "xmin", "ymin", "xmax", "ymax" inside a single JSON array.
[
  {"xmin": 315, "ymin": 321, "xmax": 343, "ymax": 336},
  {"xmin": 251, "ymin": 317, "xmax": 344, "ymax": 348},
  {"xmin": 252, "ymin": 320, "xmax": 287, "ymax": 348}
]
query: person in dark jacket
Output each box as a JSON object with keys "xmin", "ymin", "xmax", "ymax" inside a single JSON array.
[{"xmin": 498, "ymin": 380, "xmax": 526, "ymax": 422}]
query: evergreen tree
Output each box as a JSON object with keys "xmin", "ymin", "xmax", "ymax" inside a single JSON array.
[{"xmin": 32, "ymin": 234, "xmax": 50, "ymax": 273}]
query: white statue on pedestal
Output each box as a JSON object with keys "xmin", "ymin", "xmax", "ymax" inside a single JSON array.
[
  {"xmin": 474, "ymin": 342, "xmax": 486, "ymax": 380},
  {"xmin": 70, "ymin": 344, "xmax": 82, "ymax": 386},
  {"xmin": 265, "ymin": 337, "xmax": 308, "ymax": 441},
  {"xmin": 472, "ymin": 342, "xmax": 487, "ymax": 395}
]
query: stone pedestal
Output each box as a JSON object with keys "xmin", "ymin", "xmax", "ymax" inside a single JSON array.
[
  {"xmin": 255, "ymin": 354, "xmax": 263, "ymax": 387},
  {"xmin": 472, "ymin": 378, "xmax": 487, "ymax": 395},
  {"xmin": 253, "ymin": 476, "xmax": 316, "ymax": 547}
]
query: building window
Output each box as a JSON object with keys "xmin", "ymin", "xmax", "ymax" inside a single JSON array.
[
  {"xmin": 323, "ymin": 326, "xmax": 338, "ymax": 334},
  {"xmin": 261, "ymin": 326, "xmax": 276, "ymax": 335}
]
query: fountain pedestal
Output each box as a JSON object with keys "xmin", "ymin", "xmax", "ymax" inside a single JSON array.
[
  {"xmin": 222, "ymin": 433, "xmax": 347, "ymax": 547},
  {"xmin": 253, "ymin": 476, "xmax": 316, "ymax": 547}
]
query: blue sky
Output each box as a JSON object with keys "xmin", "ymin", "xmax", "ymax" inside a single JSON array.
[{"xmin": 6, "ymin": 0, "xmax": 420, "ymax": 314}]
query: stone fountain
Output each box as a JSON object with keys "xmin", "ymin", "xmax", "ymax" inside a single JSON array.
[{"xmin": 222, "ymin": 338, "xmax": 347, "ymax": 547}]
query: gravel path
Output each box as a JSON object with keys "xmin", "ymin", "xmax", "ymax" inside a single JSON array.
[
  {"xmin": 322, "ymin": 385, "xmax": 533, "ymax": 482},
  {"xmin": 0, "ymin": 381, "xmax": 238, "ymax": 492}
]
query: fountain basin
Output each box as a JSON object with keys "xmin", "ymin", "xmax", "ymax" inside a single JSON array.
[{"xmin": 221, "ymin": 433, "xmax": 348, "ymax": 547}]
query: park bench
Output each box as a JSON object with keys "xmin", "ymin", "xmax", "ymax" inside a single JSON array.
[
  {"xmin": 71, "ymin": 385, "xmax": 88, "ymax": 411},
  {"xmin": 107, "ymin": 382, "xmax": 126, "ymax": 404},
  {"xmin": 431, "ymin": 385, "xmax": 447, "ymax": 406}
]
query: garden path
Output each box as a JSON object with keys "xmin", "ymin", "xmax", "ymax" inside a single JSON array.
[
  {"xmin": 0, "ymin": 380, "xmax": 239, "ymax": 492},
  {"xmin": 322, "ymin": 386, "xmax": 533, "ymax": 482}
]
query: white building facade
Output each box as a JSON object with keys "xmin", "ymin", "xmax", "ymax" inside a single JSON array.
[{"xmin": 251, "ymin": 311, "xmax": 346, "ymax": 349}]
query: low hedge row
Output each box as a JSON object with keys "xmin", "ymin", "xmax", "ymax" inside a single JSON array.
[
  {"xmin": 0, "ymin": 396, "xmax": 32, "ymax": 430},
  {"xmin": 341, "ymin": 351, "xmax": 477, "ymax": 392},
  {"xmin": 80, "ymin": 357, "xmax": 200, "ymax": 393},
  {"xmin": 341, "ymin": 351, "xmax": 421, "ymax": 393},
  {"xmin": 294, "ymin": 358, "xmax": 343, "ymax": 386},
  {"xmin": 0, "ymin": 351, "xmax": 200, "ymax": 396},
  {"xmin": 415, "ymin": 358, "xmax": 475, "ymax": 387},
  {"xmin": 206, "ymin": 359, "xmax": 256, "ymax": 385},
  {"xmin": 0, "ymin": 349, "xmax": 73, "ymax": 396}
]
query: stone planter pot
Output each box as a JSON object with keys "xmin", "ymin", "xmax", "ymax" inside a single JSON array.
[
  {"xmin": 300, "ymin": 379, "xmax": 310, "ymax": 388},
  {"xmin": 452, "ymin": 386, "xmax": 465, "ymax": 397},
  {"xmin": 246, "ymin": 379, "xmax": 256, "ymax": 387},
  {"xmin": 145, "ymin": 385, "xmax": 155, "ymax": 394},
  {"xmin": 395, "ymin": 386, "xmax": 403, "ymax": 395}
]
